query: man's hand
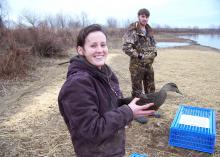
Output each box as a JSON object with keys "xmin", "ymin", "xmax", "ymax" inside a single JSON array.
[{"xmin": 138, "ymin": 53, "xmax": 144, "ymax": 60}]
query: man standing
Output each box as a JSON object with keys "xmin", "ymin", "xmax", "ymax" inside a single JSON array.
[{"xmin": 122, "ymin": 8, "xmax": 157, "ymax": 123}]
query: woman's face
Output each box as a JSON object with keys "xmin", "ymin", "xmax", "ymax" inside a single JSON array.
[{"xmin": 78, "ymin": 31, "xmax": 108, "ymax": 69}]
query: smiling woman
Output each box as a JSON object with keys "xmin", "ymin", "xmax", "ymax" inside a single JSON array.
[{"xmin": 57, "ymin": 24, "xmax": 155, "ymax": 157}]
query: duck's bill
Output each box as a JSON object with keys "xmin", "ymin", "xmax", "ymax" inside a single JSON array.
[{"xmin": 177, "ymin": 90, "xmax": 183, "ymax": 95}]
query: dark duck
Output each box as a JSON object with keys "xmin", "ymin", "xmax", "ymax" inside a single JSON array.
[{"xmin": 120, "ymin": 82, "xmax": 182, "ymax": 110}]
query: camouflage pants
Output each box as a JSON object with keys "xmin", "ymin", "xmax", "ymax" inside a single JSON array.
[{"xmin": 129, "ymin": 59, "xmax": 155, "ymax": 97}]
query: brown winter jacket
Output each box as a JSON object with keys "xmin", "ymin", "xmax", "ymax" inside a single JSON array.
[{"xmin": 58, "ymin": 55, "xmax": 133, "ymax": 157}]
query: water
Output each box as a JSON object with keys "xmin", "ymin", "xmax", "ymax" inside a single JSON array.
[
  {"xmin": 157, "ymin": 42, "xmax": 190, "ymax": 48},
  {"xmin": 178, "ymin": 34, "xmax": 220, "ymax": 49}
]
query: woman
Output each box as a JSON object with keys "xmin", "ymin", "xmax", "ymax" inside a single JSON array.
[{"xmin": 58, "ymin": 24, "xmax": 155, "ymax": 157}]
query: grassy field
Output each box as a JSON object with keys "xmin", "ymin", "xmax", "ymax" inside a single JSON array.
[
  {"xmin": 0, "ymin": 35, "xmax": 220, "ymax": 156},
  {"xmin": 108, "ymin": 46, "xmax": 220, "ymax": 156}
]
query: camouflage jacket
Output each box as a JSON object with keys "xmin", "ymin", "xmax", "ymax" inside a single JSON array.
[{"xmin": 122, "ymin": 22, "xmax": 157, "ymax": 64}]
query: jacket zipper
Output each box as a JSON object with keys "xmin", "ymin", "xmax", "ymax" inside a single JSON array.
[{"xmin": 107, "ymin": 77, "xmax": 118, "ymax": 97}]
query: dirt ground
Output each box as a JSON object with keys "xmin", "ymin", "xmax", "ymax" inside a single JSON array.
[{"xmin": 0, "ymin": 45, "xmax": 220, "ymax": 157}]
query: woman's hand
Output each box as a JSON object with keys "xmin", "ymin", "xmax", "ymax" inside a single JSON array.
[{"xmin": 128, "ymin": 97, "xmax": 155, "ymax": 118}]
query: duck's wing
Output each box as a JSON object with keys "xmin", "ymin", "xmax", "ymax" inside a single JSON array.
[
  {"xmin": 118, "ymin": 93, "xmax": 156, "ymax": 107},
  {"xmin": 118, "ymin": 91, "xmax": 167, "ymax": 110},
  {"xmin": 137, "ymin": 91, "xmax": 167, "ymax": 110},
  {"xmin": 152, "ymin": 91, "xmax": 167, "ymax": 110},
  {"xmin": 137, "ymin": 92, "xmax": 157, "ymax": 105}
]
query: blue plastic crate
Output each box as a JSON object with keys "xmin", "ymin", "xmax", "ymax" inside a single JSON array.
[
  {"xmin": 169, "ymin": 105, "xmax": 216, "ymax": 154},
  {"xmin": 130, "ymin": 152, "xmax": 148, "ymax": 157}
]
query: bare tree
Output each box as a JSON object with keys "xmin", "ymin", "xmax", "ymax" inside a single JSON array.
[
  {"xmin": 67, "ymin": 16, "xmax": 81, "ymax": 29},
  {"xmin": 45, "ymin": 15, "xmax": 56, "ymax": 29},
  {"xmin": 55, "ymin": 13, "xmax": 67, "ymax": 29},
  {"xmin": 122, "ymin": 19, "xmax": 132, "ymax": 28},
  {"xmin": 21, "ymin": 10, "xmax": 39, "ymax": 27},
  {"xmin": 0, "ymin": 16, "xmax": 3, "ymax": 28},
  {"xmin": 0, "ymin": 0, "xmax": 9, "ymax": 28},
  {"xmin": 80, "ymin": 12, "xmax": 89, "ymax": 27},
  {"xmin": 106, "ymin": 17, "xmax": 117, "ymax": 28}
]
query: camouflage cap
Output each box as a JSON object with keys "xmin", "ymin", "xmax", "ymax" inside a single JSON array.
[{"xmin": 138, "ymin": 8, "xmax": 150, "ymax": 17}]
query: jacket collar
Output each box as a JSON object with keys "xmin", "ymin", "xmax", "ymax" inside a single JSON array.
[
  {"xmin": 68, "ymin": 55, "xmax": 112, "ymax": 83},
  {"xmin": 129, "ymin": 21, "xmax": 152, "ymax": 36}
]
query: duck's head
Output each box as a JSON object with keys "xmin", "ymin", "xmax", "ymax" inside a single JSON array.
[{"xmin": 161, "ymin": 82, "xmax": 182, "ymax": 95}]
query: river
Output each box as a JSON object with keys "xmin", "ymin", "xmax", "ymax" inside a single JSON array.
[
  {"xmin": 157, "ymin": 34, "xmax": 220, "ymax": 49},
  {"xmin": 178, "ymin": 34, "xmax": 220, "ymax": 49}
]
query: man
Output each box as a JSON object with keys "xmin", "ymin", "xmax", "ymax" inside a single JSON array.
[{"xmin": 122, "ymin": 8, "xmax": 158, "ymax": 124}]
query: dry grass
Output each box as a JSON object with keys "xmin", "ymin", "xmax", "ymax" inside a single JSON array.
[
  {"xmin": 0, "ymin": 26, "xmax": 124, "ymax": 79},
  {"xmin": 0, "ymin": 26, "xmax": 77, "ymax": 79},
  {"xmin": 0, "ymin": 44, "xmax": 220, "ymax": 157},
  {"xmin": 0, "ymin": 31, "xmax": 35, "ymax": 79},
  {"xmin": 108, "ymin": 47, "xmax": 220, "ymax": 157}
]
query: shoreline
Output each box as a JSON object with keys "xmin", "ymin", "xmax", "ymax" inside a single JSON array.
[
  {"xmin": 155, "ymin": 32, "xmax": 220, "ymax": 51},
  {"xmin": 158, "ymin": 43, "xmax": 220, "ymax": 53}
]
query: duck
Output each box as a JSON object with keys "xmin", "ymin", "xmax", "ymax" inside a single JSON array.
[{"xmin": 120, "ymin": 82, "xmax": 182, "ymax": 110}]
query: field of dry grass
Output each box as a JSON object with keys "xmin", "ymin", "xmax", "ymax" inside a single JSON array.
[
  {"xmin": 0, "ymin": 43, "xmax": 220, "ymax": 156},
  {"xmin": 109, "ymin": 46, "xmax": 220, "ymax": 156}
]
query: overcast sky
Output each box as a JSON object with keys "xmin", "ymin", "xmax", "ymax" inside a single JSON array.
[{"xmin": 7, "ymin": 0, "xmax": 220, "ymax": 28}]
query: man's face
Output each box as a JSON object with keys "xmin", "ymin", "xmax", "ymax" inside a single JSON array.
[{"xmin": 138, "ymin": 14, "xmax": 149, "ymax": 26}]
